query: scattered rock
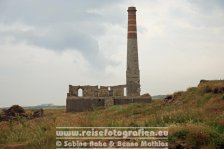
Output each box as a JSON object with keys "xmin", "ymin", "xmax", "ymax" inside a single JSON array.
[
  {"xmin": 204, "ymin": 86, "xmax": 224, "ymax": 94},
  {"xmin": 163, "ymin": 95, "xmax": 174, "ymax": 105},
  {"xmin": 164, "ymin": 95, "xmax": 173, "ymax": 100},
  {"xmin": 163, "ymin": 91, "xmax": 184, "ymax": 105},
  {"xmin": 0, "ymin": 105, "xmax": 28, "ymax": 121},
  {"xmin": 32, "ymin": 109, "xmax": 44, "ymax": 118},
  {"xmin": 4, "ymin": 105, "xmax": 26, "ymax": 116},
  {"xmin": 199, "ymin": 80, "xmax": 224, "ymax": 94},
  {"xmin": 0, "ymin": 105, "xmax": 44, "ymax": 122},
  {"xmin": 200, "ymin": 79, "xmax": 209, "ymax": 84}
]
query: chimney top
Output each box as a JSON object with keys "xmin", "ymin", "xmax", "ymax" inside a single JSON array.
[{"xmin": 127, "ymin": 6, "xmax": 137, "ymax": 12}]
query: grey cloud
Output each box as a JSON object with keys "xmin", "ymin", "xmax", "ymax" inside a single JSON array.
[
  {"xmin": 0, "ymin": 26, "xmax": 107, "ymax": 68},
  {"xmin": 0, "ymin": 0, "xmax": 125, "ymax": 69},
  {"xmin": 0, "ymin": 0, "xmax": 123, "ymax": 25},
  {"xmin": 1, "ymin": 0, "xmax": 224, "ymax": 107},
  {"xmin": 168, "ymin": 1, "xmax": 224, "ymax": 29},
  {"xmin": 188, "ymin": 0, "xmax": 224, "ymax": 16}
]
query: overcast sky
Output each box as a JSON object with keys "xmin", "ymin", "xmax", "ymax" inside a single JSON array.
[{"xmin": 0, "ymin": 0, "xmax": 224, "ymax": 107}]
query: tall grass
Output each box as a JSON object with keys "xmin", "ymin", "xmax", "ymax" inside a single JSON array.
[{"xmin": 0, "ymin": 81, "xmax": 224, "ymax": 148}]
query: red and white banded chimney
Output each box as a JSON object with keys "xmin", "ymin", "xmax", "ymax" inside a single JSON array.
[{"xmin": 126, "ymin": 6, "xmax": 140, "ymax": 96}]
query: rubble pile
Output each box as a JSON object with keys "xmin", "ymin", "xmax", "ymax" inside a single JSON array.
[{"xmin": 0, "ymin": 105, "xmax": 43, "ymax": 122}]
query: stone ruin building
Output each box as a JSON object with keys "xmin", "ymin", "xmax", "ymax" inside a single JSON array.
[{"xmin": 66, "ymin": 7, "xmax": 152, "ymax": 112}]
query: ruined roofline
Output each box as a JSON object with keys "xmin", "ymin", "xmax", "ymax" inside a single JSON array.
[
  {"xmin": 69, "ymin": 84, "xmax": 126, "ymax": 88},
  {"xmin": 67, "ymin": 84, "xmax": 127, "ymax": 98}
]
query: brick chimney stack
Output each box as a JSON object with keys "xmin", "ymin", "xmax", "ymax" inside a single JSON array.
[{"xmin": 126, "ymin": 6, "xmax": 140, "ymax": 96}]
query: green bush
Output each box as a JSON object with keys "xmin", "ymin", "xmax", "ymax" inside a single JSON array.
[
  {"xmin": 168, "ymin": 129, "xmax": 188, "ymax": 142},
  {"xmin": 174, "ymin": 129, "xmax": 188, "ymax": 139}
]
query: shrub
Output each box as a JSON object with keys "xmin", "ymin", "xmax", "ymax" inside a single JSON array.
[{"xmin": 173, "ymin": 129, "xmax": 188, "ymax": 139}]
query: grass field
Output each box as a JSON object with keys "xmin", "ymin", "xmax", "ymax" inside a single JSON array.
[{"xmin": 0, "ymin": 81, "xmax": 224, "ymax": 148}]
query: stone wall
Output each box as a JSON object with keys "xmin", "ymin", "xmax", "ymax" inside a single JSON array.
[
  {"xmin": 111, "ymin": 85, "xmax": 126, "ymax": 96},
  {"xmin": 67, "ymin": 85, "xmax": 126, "ymax": 97},
  {"xmin": 66, "ymin": 97, "xmax": 105, "ymax": 112},
  {"xmin": 66, "ymin": 90, "xmax": 152, "ymax": 112},
  {"xmin": 114, "ymin": 96, "xmax": 151, "ymax": 105},
  {"xmin": 98, "ymin": 86, "xmax": 109, "ymax": 97}
]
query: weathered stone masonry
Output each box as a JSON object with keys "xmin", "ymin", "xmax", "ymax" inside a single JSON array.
[
  {"xmin": 67, "ymin": 85, "xmax": 126, "ymax": 97},
  {"xmin": 126, "ymin": 6, "xmax": 140, "ymax": 97},
  {"xmin": 66, "ymin": 7, "xmax": 151, "ymax": 112},
  {"xmin": 66, "ymin": 85, "xmax": 151, "ymax": 112}
]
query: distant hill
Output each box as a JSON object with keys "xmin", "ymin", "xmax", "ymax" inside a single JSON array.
[
  {"xmin": 24, "ymin": 104, "xmax": 65, "ymax": 109},
  {"xmin": 1, "ymin": 104, "xmax": 65, "ymax": 110}
]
